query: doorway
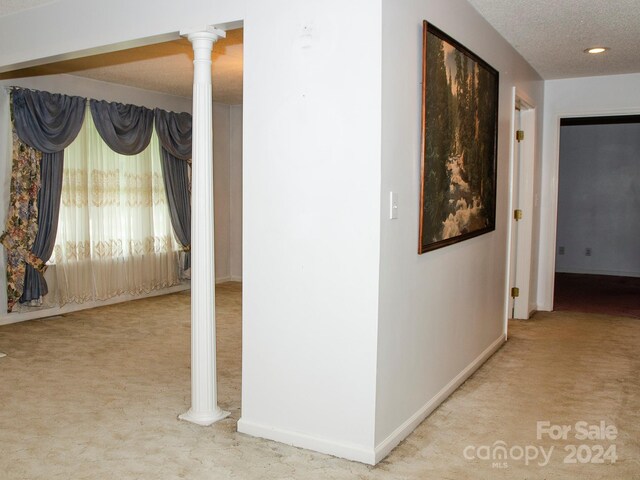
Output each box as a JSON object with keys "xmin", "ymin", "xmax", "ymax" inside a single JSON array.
[
  {"xmin": 553, "ymin": 115, "xmax": 640, "ymax": 318},
  {"xmin": 0, "ymin": 28, "xmax": 246, "ymax": 420}
]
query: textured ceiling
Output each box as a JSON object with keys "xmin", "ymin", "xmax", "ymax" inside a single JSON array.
[
  {"xmin": 0, "ymin": 0, "xmax": 57, "ymax": 17},
  {"xmin": 0, "ymin": 29, "xmax": 243, "ymax": 104},
  {"xmin": 467, "ymin": 0, "xmax": 640, "ymax": 79}
]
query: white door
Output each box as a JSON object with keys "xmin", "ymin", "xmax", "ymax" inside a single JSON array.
[{"xmin": 508, "ymin": 99, "xmax": 536, "ymax": 319}]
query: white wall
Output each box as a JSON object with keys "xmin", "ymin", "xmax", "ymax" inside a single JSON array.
[
  {"xmin": 238, "ymin": 0, "xmax": 382, "ymax": 463},
  {"xmin": 0, "ymin": 88, "xmax": 10, "ymax": 318},
  {"xmin": 229, "ymin": 105, "xmax": 242, "ymax": 280},
  {"xmin": 213, "ymin": 102, "xmax": 231, "ymax": 280},
  {"xmin": 555, "ymin": 123, "xmax": 640, "ymax": 277},
  {"xmin": 538, "ymin": 73, "xmax": 640, "ymax": 310},
  {"xmin": 376, "ymin": 0, "xmax": 544, "ymax": 461},
  {"xmin": 0, "ymin": 0, "xmax": 382, "ymax": 463},
  {"xmin": 213, "ymin": 103, "xmax": 243, "ymax": 282}
]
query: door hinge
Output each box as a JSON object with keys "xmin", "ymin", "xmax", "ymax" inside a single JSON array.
[
  {"xmin": 516, "ymin": 130, "xmax": 524, "ymax": 142},
  {"xmin": 511, "ymin": 287, "xmax": 520, "ymax": 298},
  {"xmin": 514, "ymin": 209, "xmax": 523, "ymax": 221}
]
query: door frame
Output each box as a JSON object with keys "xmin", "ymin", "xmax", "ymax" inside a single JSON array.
[
  {"xmin": 504, "ymin": 88, "xmax": 537, "ymax": 333},
  {"xmin": 538, "ymin": 108, "xmax": 640, "ymax": 311}
]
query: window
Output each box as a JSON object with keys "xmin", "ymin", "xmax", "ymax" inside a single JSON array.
[{"xmin": 52, "ymin": 109, "xmax": 180, "ymax": 304}]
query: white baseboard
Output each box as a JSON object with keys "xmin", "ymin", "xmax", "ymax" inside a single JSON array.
[
  {"xmin": 1, "ymin": 277, "xmax": 239, "ymax": 325},
  {"xmin": 373, "ymin": 333, "xmax": 506, "ymax": 464},
  {"xmin": 0, "ymin": 283, "xmax": 190, "ymax": 327},
  {"xmin": 215, "ymin": 276, "xmax": 242, "ymax": 284},
  {"xmin": 238, "ymin": 334, "xmax": 506, "ymax": 466},
  {"xmin": 237, "ymin": 418, "xmax": 376, "ymax": 465}
]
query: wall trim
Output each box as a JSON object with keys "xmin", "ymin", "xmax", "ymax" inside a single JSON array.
[
  {"xmin": 1, "ymin": 276, "xmax": 239, "ymax": 326},
  {"xmin": 216, "ymin": 276, "xmax": 242, "ymax": 284},
  {"xmin": 237, "ymin": 418, "xmax": 376, "ymax": 465},
  {"xmin": 238, "ymin": 334, "xmax": 506, "ymax": 466},
  {"xmin": 0, "ymin": 283, "xmax": 190, "ymax": 327},
  {"xmin": 373, "ymin": 333, "xmax": 506, "ymax": 464}
]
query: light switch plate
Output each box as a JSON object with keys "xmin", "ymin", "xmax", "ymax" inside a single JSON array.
[{"xmin": 390, "ymin": 192, "xmax": 398, "ymax": 219}]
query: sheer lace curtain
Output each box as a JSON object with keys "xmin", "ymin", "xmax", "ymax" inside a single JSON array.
[{"xmin": 52, "ymin": 109, "xmax": 180, "ymax": 305}]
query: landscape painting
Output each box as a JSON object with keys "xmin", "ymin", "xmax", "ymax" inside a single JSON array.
[{"xmin": 419, "ymin": 22, "xmax": 499, "ymax": 254}]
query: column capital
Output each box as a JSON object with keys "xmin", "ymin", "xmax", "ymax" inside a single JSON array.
[{"xmin": 180, "ymin": 25, "xmax": 226, "ymax": 42}]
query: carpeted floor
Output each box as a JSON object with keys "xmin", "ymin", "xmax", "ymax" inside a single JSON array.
[
  {"xmin": 0, "ymin": 283, "xmax": 639, "ymax": 479},
  {"xmin": 554, "ymin": 273, "xmax": 640, "ymax": 318}
]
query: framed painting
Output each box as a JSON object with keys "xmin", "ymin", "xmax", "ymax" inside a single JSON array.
[{"xmin": 419, "ymin": 21, "xmax": 499, "ymax": 253}]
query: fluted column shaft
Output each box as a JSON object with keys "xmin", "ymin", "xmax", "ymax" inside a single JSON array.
[{"xmin": 179, "ymin": 26, "xmax": 229, "ymax": 426}]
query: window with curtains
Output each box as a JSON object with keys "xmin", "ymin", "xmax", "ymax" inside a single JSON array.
[
  {"xmin": 51, "ymin": 109, "xmax": 181, "ymax": 304},
  {"xmin": 2, "ymin": 88, "xmax": 192, "ymax": 312}
]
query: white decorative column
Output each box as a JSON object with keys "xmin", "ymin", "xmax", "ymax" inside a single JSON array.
[{"xmin": 179, "ymin": 26, "xmax": 229, "ymax": 426}]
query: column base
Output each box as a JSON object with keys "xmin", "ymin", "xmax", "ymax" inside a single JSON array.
[{"xmin": 179, "ymin": 407, "xmax": 231, "ymax": 426}]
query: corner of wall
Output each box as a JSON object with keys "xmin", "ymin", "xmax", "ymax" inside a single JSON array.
[
  {"xmin": 237, "ymin": 418, "xmax": 377, "ymax": 465},
  {"xmin": 373, "ymin": 334, "xmax": 505, "ymax": 463}
]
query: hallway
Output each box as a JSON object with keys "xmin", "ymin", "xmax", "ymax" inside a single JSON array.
[
  {"xmin": 554, "ymin": 273, "xmax": 640, "ymax": 319},
  {"xmin": 0, "ymin": 285, "xmax": 638, "ymax": 479}
]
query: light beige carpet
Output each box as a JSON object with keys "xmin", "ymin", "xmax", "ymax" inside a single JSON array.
[{"xmin": 0, "ymin": 283, "xmax": 638, "ymax": 479}]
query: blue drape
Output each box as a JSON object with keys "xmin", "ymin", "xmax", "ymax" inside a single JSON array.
[
  {"xmin": 13, "ymin": 88, "xmax": 85, "ymax": 153},
  {"xmin": 154, "ymin": 109, "xmax": 192, "ymax": 160},
  {"xmin": 90, "ymin": 100, "xmax": 154, "ymax": 155},
  {"xmin": 154, "ymin": 109, "xmax": 192, "ymax": 269},
  {"xmin": 11, "ymin": 88, "xmax": 85, "ymax": 303}
]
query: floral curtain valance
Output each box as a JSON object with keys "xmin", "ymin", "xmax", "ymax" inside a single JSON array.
[{"xmin": 90, "ymin": 100, "xmax": 154, "ymax": 155}]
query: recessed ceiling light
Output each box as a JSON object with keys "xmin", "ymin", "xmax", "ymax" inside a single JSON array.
[{"xmin": 584, "ymin": 47, "xmax": 609, "ymax": 54}]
